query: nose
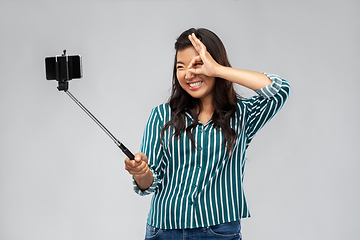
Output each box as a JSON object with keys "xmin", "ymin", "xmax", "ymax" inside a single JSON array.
[{"xmin": 185, "ymin": 69, "xmax": 194, "ymax": 80}]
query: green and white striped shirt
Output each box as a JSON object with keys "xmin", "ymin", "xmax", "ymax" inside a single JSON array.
[{"xmin": 134, "ymin": 73, "xmax": 290, "ymax": 229}]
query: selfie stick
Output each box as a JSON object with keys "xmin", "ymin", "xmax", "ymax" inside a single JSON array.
[
  {"xmin": 64, "ymin": 90, "xmax": 135, "ymax": 160},
  {"xmin": 46, "ymin": 50, "xmax": 134, "ymax": 160}
]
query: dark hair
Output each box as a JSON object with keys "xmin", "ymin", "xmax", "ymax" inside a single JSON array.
[{"xmin": 161, "ymin": 28, "xmax": 240, "ymax": 152}]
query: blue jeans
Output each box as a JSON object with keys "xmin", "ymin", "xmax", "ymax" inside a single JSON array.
[{"xmin": 145, "ymin": 220, "xmax": 242, "ymax": 240}]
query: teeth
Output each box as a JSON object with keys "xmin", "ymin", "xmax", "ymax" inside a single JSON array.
[{"xmin": 189, "ymin": 82, "xmax": 202, "ymax": 87}]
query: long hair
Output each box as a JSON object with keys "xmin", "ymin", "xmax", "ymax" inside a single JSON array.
[{"xmin": 161, "ymin": 28, "xmax": 240, "ymax": 152}]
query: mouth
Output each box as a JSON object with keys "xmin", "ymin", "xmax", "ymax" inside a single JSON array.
[{"xmin": 188, "ymin": 81, "xmax": 203, "ymax": 90}]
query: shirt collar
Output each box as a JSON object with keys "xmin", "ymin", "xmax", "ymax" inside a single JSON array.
[{"xmin": 185, "ymin": 109, "xmax": 213, "ymax": 126}]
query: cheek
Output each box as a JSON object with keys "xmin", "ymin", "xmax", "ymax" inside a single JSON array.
[
  {"xmin": 176, "ymin": 71, "xmax": 186, "ymax": 86},
  {"xmin": 176, "ymin": 72, "xmax": 187, "ymax": 90},
  {"xmin": 176, "ymin": 70, "xmax": 184, "ymax": 81}
]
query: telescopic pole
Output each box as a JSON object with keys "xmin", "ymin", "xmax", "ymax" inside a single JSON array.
[{"xmin": 64, "ymin": 90, "xmax": 135, "ymax": 159}]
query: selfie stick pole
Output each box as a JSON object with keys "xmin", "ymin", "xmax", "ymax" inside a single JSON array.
[{"xmin": 64, "ymin": 90, "xmax": 135, "ymax": 160}]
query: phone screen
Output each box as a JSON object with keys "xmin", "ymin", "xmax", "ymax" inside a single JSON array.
[{"xmin": 45, "ymin": 55, "xmax": 82, "ymax": 81}]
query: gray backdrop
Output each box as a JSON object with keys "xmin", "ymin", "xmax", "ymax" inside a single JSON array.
[{"xmin": 0, "ymin": 0, "xmax": 359, "ymax": 239}]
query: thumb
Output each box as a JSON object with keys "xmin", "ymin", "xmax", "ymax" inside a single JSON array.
[{"xmin": 134, "ymin": 152, "xmax": 147, "ymax": 163}]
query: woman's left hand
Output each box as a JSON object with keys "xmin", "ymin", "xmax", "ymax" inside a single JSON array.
[{"xmin": 188, "ymin": 33, "xmax": 222, "ymax": 77}]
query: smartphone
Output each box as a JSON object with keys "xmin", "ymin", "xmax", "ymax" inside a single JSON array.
[{"xmin": 45, "ymin": 55, "xmax": 82, "ymax": 81}]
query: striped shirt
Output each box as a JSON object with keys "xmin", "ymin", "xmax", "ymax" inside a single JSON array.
[{"xmin": 133, "ymin": 73, "xmax": 290, "ymax": 229}]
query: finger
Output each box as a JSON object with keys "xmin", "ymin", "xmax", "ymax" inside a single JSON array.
[
  {"xmin": 188, "ymin": 55, "xmax": 202, "ymax": 69},
  {"xmin": 134, "ymin": 152, "xmax": 148, "ymax": 163},
  {"xmin": 126, "ymin": 161, "xmax": 149, "ymax": 176},
  {"xmin": 188, "ymin": 34, "xmax": 196, "ymax": 48},
  {"xmin": 188, "ymin": 34, "xmax": 202, "ymax": 53},
  {"xmin": 134, "ymin": 154, "xmax": 141, "ymax": 163},
  {"xmin": 125, "ymin": 159, "xmax": 141, "ymax": 168},
  {"xmin": 190, "ymin": 33, "xmax": 206, "ymax": 54},
  {"xmin": 124, "ymin": 157, "xmax": 130, "ymax": 166},
  {"xmin": 125, "ymin": 163, "xmax": 142, "ymax": 174},
  {"xmin": 188, "ymin": 68, "xmax": 202, "ymax": 75}
]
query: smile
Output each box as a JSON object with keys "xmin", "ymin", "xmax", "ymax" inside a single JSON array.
[{"xmin": 188, "ymin": 81, "xmax": 203, "ymax": 90}]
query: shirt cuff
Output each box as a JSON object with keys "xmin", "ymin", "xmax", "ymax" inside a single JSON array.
[
  {"xmin": 133, "ymin": 167, "xmax": 161, "ymax": 196},
  {"xmin": 255, "ymin": 73, "xmax": 284, "ymax": 98}
]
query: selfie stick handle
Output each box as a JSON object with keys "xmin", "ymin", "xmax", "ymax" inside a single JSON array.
[{"xmin": 64, "ymin": 90, "xmax": 135, "ymax": 159}]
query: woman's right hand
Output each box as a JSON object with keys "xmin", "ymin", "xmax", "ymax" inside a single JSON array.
[
  {"xmin": 124, "ymin": 152, "xmax": 149, "ymax": 177},
  {"xmin": 124, "ymin": 153, "xmax": 153, "ymax": 190}
]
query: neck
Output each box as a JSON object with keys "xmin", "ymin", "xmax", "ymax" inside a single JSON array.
[
  {"xmin": 199, "ymin": 95, "xmax": 214, "ymax": 113},
  {"xmin": 197, "ymin": 97, "xmax": 214, "ymax": 125},
  {"xmin": 201, "ymin": 102, "xmax": 214, "ymax": 114}
]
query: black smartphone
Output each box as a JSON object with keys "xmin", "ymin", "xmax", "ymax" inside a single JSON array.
[{"xmin": 45, "ymin": 55, "xmax": 82, "ymax": 81}]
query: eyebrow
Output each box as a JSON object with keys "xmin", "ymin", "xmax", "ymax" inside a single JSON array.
[{"xmin": 176, "ymin": 61, "xmax": 185, "ymax": 65}]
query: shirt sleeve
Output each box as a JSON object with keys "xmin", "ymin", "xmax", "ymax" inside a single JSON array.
[
  {"xmin": 243, "ymin": 73, "xmax": 290, "ymax": 146},
  {"xmin": 133, "ymin": 106, "xmax": 167, "ymax": 196}
]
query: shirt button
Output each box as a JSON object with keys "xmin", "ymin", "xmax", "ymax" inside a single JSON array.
[
  {"xmin": 198, "ymin": 147, "xmax": 203, "ymax": 151},
  {"xmin": 189, "ymin": 201, "xmax": 193, "ymax": 205},
  {"xmin": 193, "ymin": 184, "xmax": 197, "ymax": 188}
]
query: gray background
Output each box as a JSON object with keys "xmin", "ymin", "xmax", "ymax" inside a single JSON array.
[{"xmin": 0, "ymin": 0, "xmax": 359, "ymax": 239}]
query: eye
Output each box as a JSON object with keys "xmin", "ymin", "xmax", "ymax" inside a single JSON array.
[
  {"xmin": 176, "ymin": 65, "xmax": 184, "ymax": 70},
  {"xmin": 194, "ymin": 62, "xmax": 203, "ymax": 67}
]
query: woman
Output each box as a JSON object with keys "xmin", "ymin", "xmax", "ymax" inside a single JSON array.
[{"xmin": 125, "ymin": 28, "xmax": 290, "ymax": 239}]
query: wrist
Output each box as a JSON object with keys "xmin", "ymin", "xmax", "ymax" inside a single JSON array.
[{"xmin": 214, "ymin": 65, "xmax": 227, "ymax": 78}]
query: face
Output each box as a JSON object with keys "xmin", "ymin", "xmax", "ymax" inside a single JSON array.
[{"xmin": 176, "ymin": 46, "xmax": 216, "ymax": 105}]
